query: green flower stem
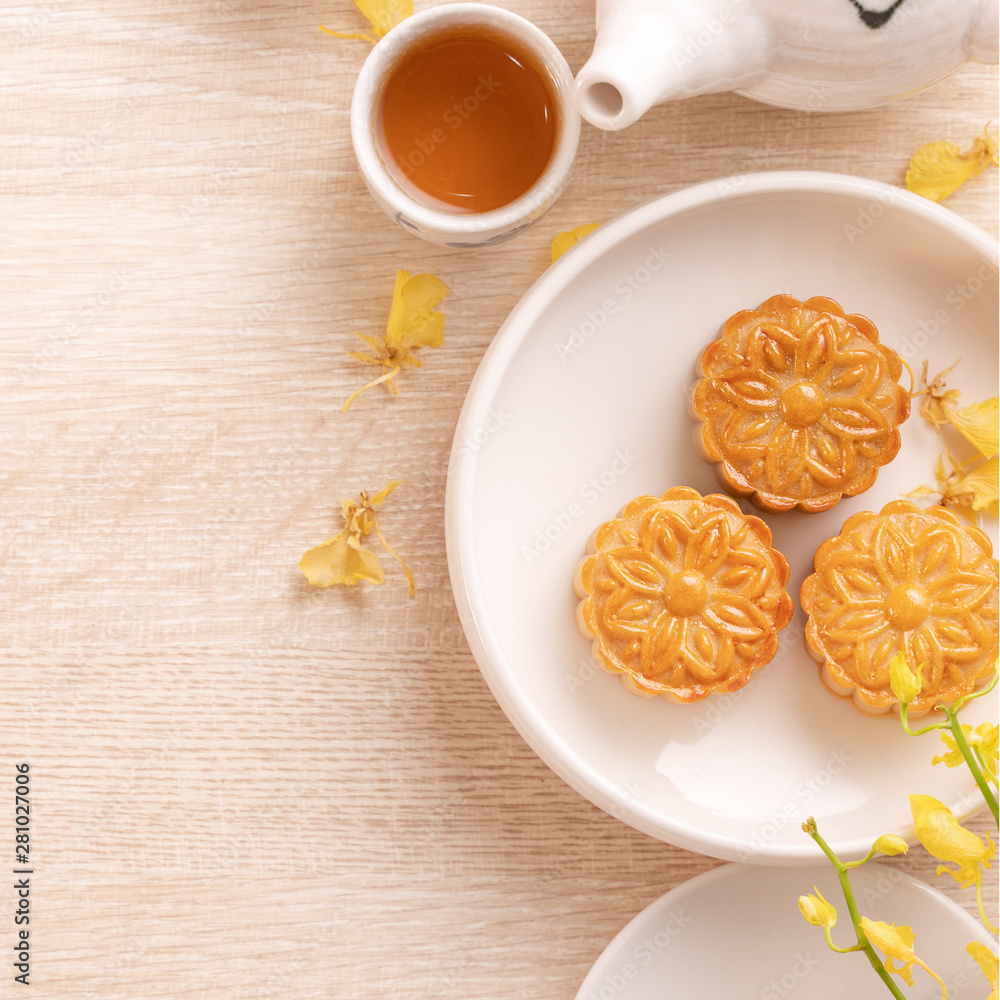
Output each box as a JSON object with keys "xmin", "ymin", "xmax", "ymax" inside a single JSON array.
[
  {"xmin": 899, "ymin": 701, "xmax": 947, "ymax": 738},
  {"xmin": 823, "ymin": 926, "xmax": 862, "ymax": 954},
  {"xmin": 805, "ymin": 819, "xmax": 909, "ymax": 1000},
  {"xmin": 972, "ymin": 745, "xmax": 998, "ymax": 787},
  {"xmin": 940, "ymin": 705, "xmax": 999, "ymax": 826},
  {"xmin": 842, "ymin": 847, "xmax": 878, "ymax": 870}
]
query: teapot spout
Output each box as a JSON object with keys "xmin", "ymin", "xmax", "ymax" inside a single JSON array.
[{"xmin": 574, "ymin": 0, "xmax": 770, "ymax": 130}]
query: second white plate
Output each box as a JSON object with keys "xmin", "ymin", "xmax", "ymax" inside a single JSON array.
[
  {"xmin": 446, "ymin": 171, "xmax": 999, "ymax": 863},
  {"xmin": 575, "ymin": 862, "xmax": 995, "ymax": 1000}
]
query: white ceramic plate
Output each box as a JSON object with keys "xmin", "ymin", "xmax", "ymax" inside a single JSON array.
[
  {"xmin": 445, "ymin": 171, "xmax": 999, "ymax": 864},
  {"xmin": 575, "ymin": 862, "xmax": 996, "ymax": 1000}
]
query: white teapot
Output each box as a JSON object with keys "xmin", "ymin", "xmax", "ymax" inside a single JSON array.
[{"xmin": 574, "ymin": 0, "xmax": 999, "ymax": 130}]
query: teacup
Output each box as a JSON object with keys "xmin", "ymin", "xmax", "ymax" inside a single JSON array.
[{"xmin": 351, "ymin": 3, "xmax": 581, "ymax": 247}]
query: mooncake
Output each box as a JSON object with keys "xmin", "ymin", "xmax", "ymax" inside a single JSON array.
[
  {"xmin": 692, "ymin": 295, "xmax": 910, "ymax": 513},
  {"xmin": 574, "ymin": 487, "xmax": 794, "ymax": 703},
  {"xmin": 800, "ymin": 500, "xmax": 999, "ymax": 715}
]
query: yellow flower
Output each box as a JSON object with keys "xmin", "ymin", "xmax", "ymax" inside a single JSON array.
[
  {"xmin": 978, "ymin": 721, "xmax": 1000, "ymax": 779},
  {"xmin": 320, "ymin": 0, "xmax": 412, "ymax": 43},
  {"xmin": 933, "ymin": 722, "xmax": 999, "ymax": 783},
  {"xmin": 909, "ymin": 794, "xmax": 997, "ymax": 933},
  {"xmin": 872, "ymin": 833, "xmax": 909, "ymax": 857},
  {"xmin": 967, "ymin": 942, "xmax": 999, "ymax": 1000},
  {"xmin": 906, "ymin": 124, "xmax": 999, "ymax": 202},
  {"xmin": 343, "ymin": 270, "xmax": 447, "ymax": 411},
  {"xmin": 910, "ymin": 793, "xmax": 995, "ymax": 885},
  {"xmin": 931, "ymin": 727, "xmax": 971, "ymax": 769},
  {"xmin": 798, "ymin": 887, "xmax": 837, "ymax": 929},
  {"xmin": 861, "ymin": 918, "xmax": 946, "ymax": 996},
  {"xmin": 916, "ymin": 359, "xmax": 962, "ymax": 431},
  {"xmin": 551, "ymin": 223, "xmax": 601, "ymax": 262},
  {"xmin": 949, "ymin": 455, "xmax": 1000, "ymax": 517},
  {"xmin": 915, "ymin": 359, "xmax": 998, "ymax": 458},
  {"xmin": 909, "ymin": 451, "xmax": 1000, "ymax": 523},
  {"xmin": 889, "ymin": 652, "xmax": 922, "ymax": 705},
  {"xmin": 860, "ymin": 919, "xmax": 916, "ymax": 985},
  {"xmin": 299, "ymin": 481, "xmax": 415, "ymax": 597},
  {"xmin": 947, "ymin": 397, "xmax": 999, "ymax": 460}
]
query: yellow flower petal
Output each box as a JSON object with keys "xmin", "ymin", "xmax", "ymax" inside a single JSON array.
[
  {"xmin": 798, "ymin": 887, "xmax": 837, "ymax": 929},
  {"xmin": 944, "ymin": 396, "xmax": 999, "ymax": 459},
  {"xmin": 369, "ymin": 479, "xmax": 401, "ymax": 507},
  {"xmin": 934, "ymin": 721, "xmax": 999, "ymax": 783},
  {"xmin": 906, "ymin": 126, "xmax": 999, "ymax": 202},
  {"xmin": 917, "ymin": 451, "xmax": 1000, "ymax": 523},
  {"xmin": 954, "ymin": 456, "xmax": 999, "ymax": 514},
  {"xmin": 932, "ymin": 727, "xmax": 970, "ymax": 769},
  {"xmin": 319, "ymin": 26, "xmax": 376, "ymax": 42},
  {"xmin": 551, "ymin": 223, "xmax": 601, "ymax": 262},
  {"xmin": 355, "ymin": 0, "xmax": 412, "ymax": 37},
  {"xmin": 909, "ymin": 793, "xmax": 994, "ymax": 887},
  {"xmin": 385, "ymin": 270, "xmax": 448, "ymax": 350},
  {"xmin": 889, "ymin": 651, "xmax": 922, "ymax": 704},
  {"xmin": 977, "ymin": 721, "xmax": 999, "ymax": 775},
  {"xmin": 930, "ymin": 722, "xmax": 998, "ymax": 767},
  {"xmin": 299, "ymin": 529, "xmax": 385, "ymax": 587},
  {"xmin": 320, "ymin": 0, "xmax": 412, "ymax": 42},
  {"xmin": 861, "ymin": 918, "xmax": 917, "ymax": 986},
  {"xmin": 904, "ymin": 484, "xmax": 938, "ymax": 502},
  {"xmin": 863, "ymin": 918, "xmax": 949, "ymax": 997},
  {"xmin": 967, "ymin": 942, "xmax": 999, "ymax": 1000}
]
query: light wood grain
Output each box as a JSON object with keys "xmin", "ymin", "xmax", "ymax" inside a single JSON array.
[{"xmin": 1, "ymin": 1, "xmax": 997, "ymax": 996}]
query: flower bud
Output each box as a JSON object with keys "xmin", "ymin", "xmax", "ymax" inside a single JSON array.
[
  {"xmin": 798, "ymin": 887, "xmax": 837, "ymax": 930},
  {"xmin": 889, "ymin": 652, "xmax": 922, "ymax": 704},
  {"xmin": 872, "ymin": 834, "xmax": 909, "ymax": 857}
]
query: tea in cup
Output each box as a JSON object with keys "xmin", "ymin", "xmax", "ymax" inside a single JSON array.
[{"xmin": 351, "ymin": 4, "xmax": 580, "ymax": 246}]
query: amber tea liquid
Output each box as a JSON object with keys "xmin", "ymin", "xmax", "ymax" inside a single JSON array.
[{"xmin": 376, "ymin": 27, "xmax": 559, "ymax": 213}]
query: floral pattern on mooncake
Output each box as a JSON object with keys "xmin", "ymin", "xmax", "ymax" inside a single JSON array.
[
  {"xmin": 574, "ymin": 487, "xmax": 794, "ymax": 703},
  {"xmin": 692, "ymin": 295, "xmax": 911, "ymax": 513},
  {"xmin": 801, "ymin": 500, "xmax": 999, "ymax": 714}
]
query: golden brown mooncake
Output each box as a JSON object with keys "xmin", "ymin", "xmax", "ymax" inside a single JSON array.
[
  {"xmin": 573, "ymin": 487, "xmax": 794, "ymax": 703},
  {"xmin": 692, "ymin": 295, "xmax": 911, "ymax": 514},
  {"xmin": 800, "ymin": 500, "xmax": 999, "ymax": 715}
]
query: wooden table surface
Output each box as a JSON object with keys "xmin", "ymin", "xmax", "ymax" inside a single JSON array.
[{"xmin": 2, "ymin": 1, "xmax": 997, "ymax": 996}]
